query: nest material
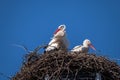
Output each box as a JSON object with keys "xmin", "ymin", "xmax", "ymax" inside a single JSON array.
[{"xmin": 12, "ymin": 50, "xmax": 120, "ymax": 80}]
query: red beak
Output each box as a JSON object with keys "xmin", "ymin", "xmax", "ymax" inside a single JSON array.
[
  {"xmin": 89, "ymin": 44, "xmax": 96, "ymax": 51},
  {"xmin": 54, "ymin": 28, "xmax": 61, "ymax": 34}
]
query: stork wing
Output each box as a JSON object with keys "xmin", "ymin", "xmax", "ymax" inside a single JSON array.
[
  {"xmin": 48, "ymin": 38, "xmax": 56, "ymax": 45},
  {"xmin": 45, "ymin": 43, "xmax": 59, "ymax": 52},
  {"xmin": 72, "ymin": 45, "xmax": 82, "ymax": 50}
]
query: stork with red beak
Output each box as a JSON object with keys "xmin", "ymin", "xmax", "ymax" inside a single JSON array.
[
  {"xmin": 45, "ymin": 25, "xmax": 69, "ymax": 52},
  {"xmin": 71, "ymin": 39, "xmax": 96, "ymax": 53}
]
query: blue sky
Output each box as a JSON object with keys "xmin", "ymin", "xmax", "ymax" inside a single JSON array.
[{"xmin": 0, "ymin": 0, "xmax": 120, "ymax": 79}]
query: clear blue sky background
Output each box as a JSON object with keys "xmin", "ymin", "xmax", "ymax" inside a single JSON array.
[{"xmin": 0, "ymin": 0, "xmax": 120, "ymax": 79}]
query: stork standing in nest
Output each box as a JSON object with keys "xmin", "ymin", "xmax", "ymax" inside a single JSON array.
[
  {"xmin": 71, "ymin": 39, "xmax": 96, "ymax": 53},
  {"xmin": 45, "ymin": 25, "xmax": 69, "ymax": 52}
]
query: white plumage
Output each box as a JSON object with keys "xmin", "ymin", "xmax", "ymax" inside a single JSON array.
[
  {"xmin": 71, "ymin": 39, "xmax": 96, "ymax": 53},
  {"xmin": 45, "ymin": 25, "xmax": 69, "ymax": 52}
]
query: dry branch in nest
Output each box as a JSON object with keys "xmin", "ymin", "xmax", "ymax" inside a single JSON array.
[{"xmin": 12, "ymin": 50, "xmax": 120, "ymax": 80}]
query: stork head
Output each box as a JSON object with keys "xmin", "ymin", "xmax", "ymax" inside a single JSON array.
[
  {"xmin": 54, "ymin": 24, "xmax": 66, "ymax": 34},
  {"xmin": 83, "ymin": 39, "xmax": 96, "ymax": 51}
]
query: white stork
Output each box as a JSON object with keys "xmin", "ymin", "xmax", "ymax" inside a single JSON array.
[
  {"xmin": 71, "ymin": 39, "xmax": 96, "ymax": 53},
  {"xmin": 45, "ymin": 25, "xmax": 69, "ymax": 52}
]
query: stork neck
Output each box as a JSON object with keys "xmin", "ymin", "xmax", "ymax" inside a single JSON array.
[{"xmin": 83, "ymin": 43, "xmax": 89, "ymax": 47}]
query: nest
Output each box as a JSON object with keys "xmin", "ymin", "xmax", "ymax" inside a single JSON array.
[{"xmin": 12, "ymin": 50, "xmax": 120, "ymax": 80}]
